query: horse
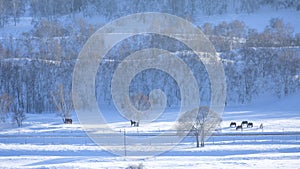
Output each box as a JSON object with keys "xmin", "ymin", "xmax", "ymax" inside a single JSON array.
[
  {"xmin": 236, "ymin": 125, "xmax": 243, "ymax": 130},
  {"xmin": 130, "ymin": 120, "xmax": 139, "ymax": 127},
  {"xmin": 64, "ymin": 118, "xmax": 72, "ymax": 124},
  {"xmin": 247, "ymin": 122, "xmax": 253, "ymax": 128},
  {"xmin": 230, "ymin": 122, "xmax": 236, "ymax": 127},
  {"xmin": 241, "ymin": 121, "xmax": 248, "ymax": 126}
]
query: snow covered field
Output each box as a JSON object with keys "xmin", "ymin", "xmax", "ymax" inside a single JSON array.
[{"xmin": 0, "ymin": 93, "xmax": 299, "ymax": 169}]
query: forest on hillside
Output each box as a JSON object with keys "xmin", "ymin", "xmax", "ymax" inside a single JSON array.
[{"xmin": 0, "ymin": 0, "xmax": 299, "ymax": 117}]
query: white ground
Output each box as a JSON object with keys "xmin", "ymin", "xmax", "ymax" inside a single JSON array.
[{"xmin": 0, "ymin": 93, "xmax": 300, "ymax": 168}]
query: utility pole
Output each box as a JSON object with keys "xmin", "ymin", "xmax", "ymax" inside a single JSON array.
[{"xmin": 123, "ymin": 129, "xmax": 127, "ymax": 156}]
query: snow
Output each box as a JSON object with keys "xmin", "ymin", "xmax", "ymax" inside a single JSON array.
[
  {"xmin": 0, "ymin": 92, "xmax": 300, "ymax": 168},
  {"xmin": 2, "ymin": 58, "xmax": 61, "ymax": 65}
]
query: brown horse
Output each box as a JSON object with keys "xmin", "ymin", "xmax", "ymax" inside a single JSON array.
[{"xmin": 236, "ymin": 125, "xmax": 243, "ymax": 130}]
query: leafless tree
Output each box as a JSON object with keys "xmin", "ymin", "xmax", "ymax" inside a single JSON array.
[
  {"xmin": 51, "ymin": 84, "xmax": 73, "ymax": 123},
  {"xmin": 0, "ymin": 93, "xmax": 12, "ymax": 123},
  {"xmin": 177, "ymin": 106, "xmax": 221, "ymax": 147},
  {"xmin": 12, "ymin": 107, "xmax": 25, "ymax": 127},
  {"xmin": 122, "ymin": 93, "xmax": 150, "ymax": 125}
]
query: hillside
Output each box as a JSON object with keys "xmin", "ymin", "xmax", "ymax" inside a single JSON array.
[
  {"xmin": 0, "ymin": 91, "xmax": 299, "ymax": 168},
  {"xmin": 0, "ymin": 1, "xmax": 299, "ymax": 116}
]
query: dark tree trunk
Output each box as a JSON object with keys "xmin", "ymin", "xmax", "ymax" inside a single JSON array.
[
  {"xmin": 201, "ymin": 140, "xmax": 204, "ymax": 147},
  {"xmin": 195, "ymin": 132, "xmax": 199, "ymax": 148}
]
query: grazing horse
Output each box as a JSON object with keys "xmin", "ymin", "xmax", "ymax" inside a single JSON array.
[
  {"xmin": 64, "ymin": 118, "xmax": 72, "ymax": 124},
  {"xmin": 130, "ymin": 120, "xmax": 139, "ymax": 127},
  {"xmin": 241, "ymin": 121, "xmax": 248, "ymax": 126},
  {"xmin": 130, "ymin": 120, "xmax": 136, "ymax": 126},
  {"xmin": 247, "ymin": 122, "xmax": 253, "ymax": 128},
  {"xmin": 230, "ymin": 122, "xmax": 236, "ymax": 127},
  {"xmin": 236, "ymin": 125, "xmax": 243, "ymax": 130}
]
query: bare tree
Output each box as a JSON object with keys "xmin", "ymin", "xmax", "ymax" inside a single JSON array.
[
  {"xmin": 176, "ymin": 106, "xmax": 221, "ymax": 147},
  {"xmin": 51, "ymin": 84, "xmax": 72, "ymax": 123},
  {"xmin": 12, "ymin": 107, "xmax": 26, "ymax": 127},
  {"xmin": 277, "ymin": 49, "xmax": 300, "ymax": 96},
  {"xmin": 12, "ymin": 85, "xmax": 26, "ymax": 127},
  {"xmin": 122, "ymin": 93, "xmax": 150, "ymax": 126},
  {"xmin": 0, "ymin": 93, "xmax": 12, "ymax": 123},
  {"xmin": 12, "ymin": 0, "xmax": 21, "ymax": 26}
]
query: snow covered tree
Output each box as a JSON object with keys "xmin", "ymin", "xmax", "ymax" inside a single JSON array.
[
  {"xmin": 51, "ymin": 84, "xmax": 73, "ymax": 123},
  {"xmin": 12, "ymin": 107, "xmax": 26, "ymax": 127},
  {"xmin": 267, "ymin": 18, "xmax": 294, "ymax": 46},
  {"xmin": 0, "ymin": 93, "xmax": 12, "ymax": 123},
  {"xmin": 12, "ymin": 0, "xmax": 25, "ymax": 26},
  {"xmin": 121, "ymin": 93, "xmax": 150, "ymax": 126},
  {"xmin": 276, "ymin": 49, "xmax": 300, "ymax": 96},
  {"xmin": 202, "ymin": 23, "xmax": 213, "ymax": 35},
  {"xmin": 10, "ymin": 85, "xmax": 26, "ymax": 127},
  {"xmin": 0, "ymin": 0, "xmax": 11, "ymax": 27},
  {"xmin": 177, "ymin": 106, "xmax": 221, "ymax": 147}
]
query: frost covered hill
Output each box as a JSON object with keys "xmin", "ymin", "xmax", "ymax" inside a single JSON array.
[{"xmin": 0, "ymin": 0, "xmax": 299, "ymax": 114}]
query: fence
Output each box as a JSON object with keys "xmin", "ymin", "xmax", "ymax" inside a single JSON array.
[{"xmin": 1, "ymin": 132, "xmax": 299, "ymax": 145}]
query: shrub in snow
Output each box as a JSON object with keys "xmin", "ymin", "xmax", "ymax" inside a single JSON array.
[{"xmin": 126, "ymin": 163, "xmax": 144, "ymax": 169}]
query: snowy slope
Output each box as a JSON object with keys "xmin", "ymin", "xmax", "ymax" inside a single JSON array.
[{"xmin": 0, "ymin": 92, "xmax": 299, "ymax": 168}]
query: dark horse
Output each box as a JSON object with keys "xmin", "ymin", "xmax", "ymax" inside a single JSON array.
[
  {"xmin": 236, "ymin": 125, "xmax": 243, "ymax": 130},
  {"xmin": 241, "ymin": 121, "xmax": 248, "ymax": 125},
  {"xmin": 230, "ymin": 122, "xmax": 236, "ymax": 127},
  {"xmin": 247, "ymin": 122, "xmax": 253, "ymax": 128},
  {"xmin": 64, "ymin": 118, "xmax": 72, "ymax": 124},
  {"xmin": 130, "ymin": 120, "xmax": 139, "ymax": 127}
]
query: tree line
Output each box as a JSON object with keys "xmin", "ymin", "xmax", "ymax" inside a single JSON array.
[
  {"xmin": 1, "ymin": 0, "xmax": 300, "ymax": 28},
  {"xmin": 202, "ymin": 18, "xmax": 300, "ymax": 103},
  {"xmin": 0, "ymin": 18, "xmax": 299, "ymax": 116}
]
